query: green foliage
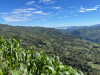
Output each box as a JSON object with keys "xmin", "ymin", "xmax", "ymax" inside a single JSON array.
[
  {"xmin": 88, "ymin": 62, "xmax": 100, "ymax": 69},
  {"xmin": 71, "ymin": 26, "xmax": 100, "ymax": 44},
  {"xmin": 0, "ymin": 24, "xmax": 100, "ymax": 74},
  {"xmin": 0, "ymin": 36, "xmax": 83, "ymax": 75}
]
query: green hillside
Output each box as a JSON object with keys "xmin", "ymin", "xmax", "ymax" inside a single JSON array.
[
  {"xmin": 0, "ymin": 36, "xmax": 83, "ymax": 75},
  {"xmin": 71, "ymin": 26, "xmax": 100, "ymax": 44},
  {"xmin": 0, "ymin": 24, "xmax": 100, "ymax": 75}
]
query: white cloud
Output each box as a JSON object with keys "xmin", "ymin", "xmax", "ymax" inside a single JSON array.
[
  {"xmin": 79, "ymin": 6, "xmax": 86, "ymax": 12},
  {"xmin": 3, "ymin": 16, "xmax": 31, "ymax": 22},
  {"xmin": 39, "ymin": 0, "xmax": 56, "ymax": 4},
  {"xmin": 33, "ymin": 5, "xmax": 42, "ymax": 8},
  {"xmin": 86, "ymin": 8, "xmax": 97, "ymax": 11},
  {"xmin": 52, "ymin": 6, "xmax": 61, "ymax": 10},
  {"xmin": 2, "ymin": 7, "xmax": 51, "ymax": 23},
  {"xmin": 11, "ymin": 8, "xmax": 36, "ymax": 14},
  {"xmin": 79, "ymin": 5, "xmax": 100, "ymax": 12},
  {"xmin": 27, "ymin": 8, "xmax": 36, "ymax": 10},
  {"xmin": 26, "ymin": 1, "xmax": 35, "ymax": 5},
  {"xmin": 32, "ymin": 11, "xmax": 48, "ymax": 15},
  {"xmin": 0, "ymin": 13, "xmax": 9, "ymax": 15},
  {"xmin": 46, "ymin": 6, "xmax": 62, "ymax": 10},
  {"xmin": 23, "ymin": 14, "xmax": 33, "ymax": 16},
  {"xmin": 86, "ymin": 5, "xmax": 99, "ymax": 11}
]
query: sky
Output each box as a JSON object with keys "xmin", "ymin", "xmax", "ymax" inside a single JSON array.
[{"xmin": 0, "ymin": 0, "xmax": 100, "ymax": 27}]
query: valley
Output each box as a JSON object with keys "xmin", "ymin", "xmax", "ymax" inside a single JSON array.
[{"xmin": 0, "ymin": 24, "xmax": 100, "ymax": 75}]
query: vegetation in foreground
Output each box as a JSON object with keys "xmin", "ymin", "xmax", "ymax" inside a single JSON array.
[{"xmin": 0, "ymin": 36, "xmax": 83, "ymax": 75}]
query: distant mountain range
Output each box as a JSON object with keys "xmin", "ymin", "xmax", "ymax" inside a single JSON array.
[
  {"xmin": 56, "ymin": 26, "xmax": 88, "ymax": 33},
  {"xmin": 56, "ymin": 26, "xmax": 87, "ymax": 29},
  {"xmin": 56, "ymin": 24, "xmax": 100, "ymax": 30},
  {"xmin": 57, "ymin": 24, "xmax": 100, "ymax": 44}
]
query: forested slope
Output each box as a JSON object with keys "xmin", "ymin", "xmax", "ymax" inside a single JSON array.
[
  {"xmin": 71, "ymin": 26, "xmax": 100, "ymax": 44},
  {"xmin": 0, "ymin": 24, "xmax": 100, "ymax": 75}
]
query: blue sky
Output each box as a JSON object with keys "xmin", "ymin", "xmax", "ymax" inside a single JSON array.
[{"xmin": 0, "ymin": 0, "xmax": 100, "ymax": 27}]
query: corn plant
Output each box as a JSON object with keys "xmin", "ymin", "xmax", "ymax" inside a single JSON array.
[{"xmin": 0, "ymin": 36, "xmax": 84, "ymax": 75}]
